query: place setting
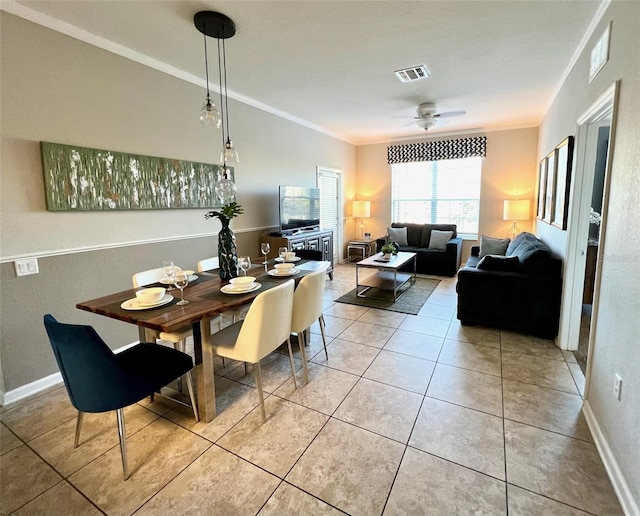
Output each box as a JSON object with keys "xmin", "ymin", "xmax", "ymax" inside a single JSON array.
[
  {"xmin": 121, "ymin": 287, "xmax": 174, "ymax": 311},
  {"xmin": 275, "ymin": 247, "xmax": 301, "ymax": 263},
  {"xmin": 159, "ymin": 261, "xmax": 198, "ymax": 289},
  {"xmin": 220, "ymin": 275, "xmax": 262, "ymax": 294},
  {"xmin": 267, "ymin": 262, "xmax": 300, "ymax": 277}
]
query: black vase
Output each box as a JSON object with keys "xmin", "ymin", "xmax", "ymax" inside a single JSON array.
[{"xmin": 217, "ymin": 216, "xmax": 238, "ymax": 280}]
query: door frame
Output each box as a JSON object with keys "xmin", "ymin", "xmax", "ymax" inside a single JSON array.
[
  {"xmin": 316, "ymin": 166, "xmax": 344, "ymax": 264},
  {"xmin": 563, "ymin": 82, "xmax": 618, "ymax": 397}
]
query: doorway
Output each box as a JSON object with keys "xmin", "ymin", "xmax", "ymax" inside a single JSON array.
[
  {"xmin": 563, "ymin": 83, "xmax": 617, "ymax": 394},
  {"xmin": 317, "ymin": 167, "xmax": 343, "ymax": 264}
]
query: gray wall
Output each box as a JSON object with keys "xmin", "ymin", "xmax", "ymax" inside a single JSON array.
[
  {"xmin": 0, "ymin": 13, "xmax": 356, "ymax": 393},
  {"xmin": 535, "ymin": 1, "xmax": 640, "ymax": 508}
]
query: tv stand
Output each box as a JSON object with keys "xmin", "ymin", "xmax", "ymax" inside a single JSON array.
[{"xmin": 260, "ymin": 229, "xmax": 334, "ymax": 279}]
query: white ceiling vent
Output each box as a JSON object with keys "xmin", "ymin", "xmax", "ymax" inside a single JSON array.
[{"xmin": 394, "ymin": 65, "xmax": 430, "ymax": 83}]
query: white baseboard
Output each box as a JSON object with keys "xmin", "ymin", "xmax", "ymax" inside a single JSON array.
[
  {"xmin": 1, "ymin": 341, "xmax": 139, "ymax": 407},
  {"xmin": 583, "ymin": 401, "xmax": 640, "ymax": 516},
  {"xmin": 0, "ymin": 372, "xmax": 63, "ymax": 406}
]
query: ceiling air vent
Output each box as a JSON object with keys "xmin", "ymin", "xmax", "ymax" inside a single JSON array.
[{"xmin": 394, "ymin": 65, "xmax": 430, "ymax": 83}]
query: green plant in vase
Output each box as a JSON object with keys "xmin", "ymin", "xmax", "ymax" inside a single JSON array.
[
  {"xmin": 205, "ymin": 202, "xmax": 244, "ymax": 280},
  {"xmin": 380, "ymin": 243, "xmax": 395, "ymax": 259}
]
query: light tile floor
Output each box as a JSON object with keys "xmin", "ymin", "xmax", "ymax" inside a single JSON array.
[{"xmin": 0, "ymin": 265, "xmax": 622, "ymax": 515}]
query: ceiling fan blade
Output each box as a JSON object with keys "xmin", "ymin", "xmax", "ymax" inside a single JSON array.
[{"xmin": 433, "ymin": 110, "xmax": 466, "ymax": 119}]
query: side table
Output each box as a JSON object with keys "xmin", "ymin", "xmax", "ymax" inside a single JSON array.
[{"xmin": 347, "ymin": 240, "xmax": 377, "ymax": 263}]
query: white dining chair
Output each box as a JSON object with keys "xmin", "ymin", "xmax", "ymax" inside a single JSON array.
[
  {"xmin": 291, "ymin": 266, "xmax": 329, "ymax": 383},
  {"xmin": 132, "ymin": 267, "xmax": 221, "ymax": 353},
  {"xmin": 211, "ymin": 279, "xmax": 296, "ymax": 422}
]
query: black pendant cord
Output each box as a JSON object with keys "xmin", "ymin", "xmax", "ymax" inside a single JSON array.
[
  {"xmin": 203, "ymin": 30, "xmax": 211, "ymax": 100},
  {"xmin": 222, "ymin": 37, "xmax": 231, "ymax": 142},
  {"xmin": 217, "ymin": 37, "xmax": 227, "ymax": 166}
]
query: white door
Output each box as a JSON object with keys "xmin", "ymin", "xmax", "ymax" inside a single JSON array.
[{"xmin": 317, "ymin": 167, "xmax": 342, "ymax": 264}]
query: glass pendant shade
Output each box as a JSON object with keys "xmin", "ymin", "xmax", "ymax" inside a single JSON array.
[
  {"xmin": 215, "ymin": 169, "xmax": 237, "ymax": 204},
  {"xmin": 220, "ymin": 137, "xmax": 239, "ymax": 163},
  {"xmin": 200, "ymin": 96, "xmax": 221, "ymax": 128}
]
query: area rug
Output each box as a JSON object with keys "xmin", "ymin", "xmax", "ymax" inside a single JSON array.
[{"xmin": 334, "ymin": 278, "xmax": 440, "ymax": 315}]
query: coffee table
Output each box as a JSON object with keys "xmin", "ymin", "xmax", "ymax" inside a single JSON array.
[{"xmin": 356, "ymin": 252, "xmax": 417, "ymax": 302}]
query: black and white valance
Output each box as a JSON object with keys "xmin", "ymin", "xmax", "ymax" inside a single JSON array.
[{"xmin": 387, "ymin": 136, "xmax": 487, "ymax": 164}]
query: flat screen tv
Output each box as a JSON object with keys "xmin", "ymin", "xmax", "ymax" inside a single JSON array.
[{"xmin": 279, "ymin": 186, "xmax": 321, "ymax": 233}]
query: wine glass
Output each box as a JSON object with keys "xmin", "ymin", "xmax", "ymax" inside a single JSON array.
[
  {"xmin": 260, "ymin": 242, "xmax": 270, "ymax": 264},
  {"xmin": 162, "ymin": 260, "xmax": 175, "ymax": 291},
  {"xmin": 238, "ymin": 256, "xmax": 251, "ymax": 276},
  {"xmin": 173, "ymin": 270, "xmax": 189, "ymax": 305},
  {"xmin": 278, "ymin": 247, "xmax": 288, "ymax": 261}
]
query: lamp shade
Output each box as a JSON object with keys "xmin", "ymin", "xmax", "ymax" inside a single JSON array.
[
  {"xmin": 352, "ymin": 200, "xmax": 371, "ymax": 218},
  {"xmin": 503, "ymin": 199, "xmax": 530, "ymax": 221}
]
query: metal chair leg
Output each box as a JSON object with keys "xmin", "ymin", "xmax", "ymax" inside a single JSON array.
[
  {"xmin": 116, "ymin": 408, "xmax": 129, "ymax": 481},
  {"xmin": 74, "ymin": 411, "xmax": 84, "ymax": 448},
  {"xmin": 254, "ymin": 361, "xmax": 267, "ymax": 423},
  {"xmin": 297, "ymin": 331, "xmax": 310, "ymax": 384},
  {"xmin": 285, "ymin": 337, "xmax": 298, "ymax": 389},
  {"xmin": 173, "ymin": 341, "xmax": 185, "ymax": 393},
  {"xmin": 319, "ymin": 315, "xmax": 329, "ymax": 360},
  {"xmin": 184, "ymin": 370, "xmax": 199, "ymax": 423}
]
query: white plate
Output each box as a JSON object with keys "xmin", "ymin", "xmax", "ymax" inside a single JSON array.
[
  {"xmin": 121, "ymin": 294, "xmax": 174, "ymax": 311},
  {"xmin": 160, "ymin": 274, "xmax": 197, "ymax": 284},
  {"xmin": 275, "ymin": 256, "xmax": 301, "ymax": 263},
  {"xmin": 268, "ymin": 268, "xmax": 299, "ymax": 277},
  {"xmin": 221, "ymin": 282, "xmax": 262, "ymax": 295}
]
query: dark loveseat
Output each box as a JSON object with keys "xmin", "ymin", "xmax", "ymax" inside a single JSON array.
[
  {"xmin": 376, "ymin": 223, "xmax": 462, "ymax": 277},
  {"xmin": 456, "ymin": 232, "xmax": 562, "ymax": 338}
]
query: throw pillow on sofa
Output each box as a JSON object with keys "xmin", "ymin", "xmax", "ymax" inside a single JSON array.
[
  {"xmin": 477, "ymin": 255, "xmax": 520, "ymax": 272},
  {"xmin": 429, "ymin": 230, "xmax": 453, "ymax": 250},
  {"xmin": 479, "ymin": 235, "xmax": 510, "ymax": 258},
  {"xmin": 387, "ymin": 226, "xmax": 408, "ymax": 246}
]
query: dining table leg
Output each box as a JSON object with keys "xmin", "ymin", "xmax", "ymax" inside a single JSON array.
[{"xmin": 195, "ymin": 318, "xmax": 217, "ymax": 422}]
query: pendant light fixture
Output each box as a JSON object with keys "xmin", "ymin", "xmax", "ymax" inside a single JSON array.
[
  {"xmin": 218, "ymin": 36, "xmax": 239, "ymax": 164},
  {"xmin": 194, "ymin": 11, "xmax": 239, "ymax": 204},
  {"xmin": 197, "ymin": 22, "xmax": 221, "ymax": 128}
]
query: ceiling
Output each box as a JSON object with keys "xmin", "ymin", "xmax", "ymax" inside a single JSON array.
[{"xmin": 6, "ymin": 0, "xmax": 605, "ymax": 144}]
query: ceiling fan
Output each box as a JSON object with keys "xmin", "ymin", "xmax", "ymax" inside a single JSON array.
[{"xmin": 411, "ymin": 102, "xmax": 466, "ymax": 131}]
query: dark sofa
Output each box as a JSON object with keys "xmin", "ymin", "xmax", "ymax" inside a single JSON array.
[
  {"xmin": 456, "ymin": 232, "xmax": 562, "ymax": 339},
  {"xmin": 376, "ymin": 223, "xmax": 462, "ymax": 277}
]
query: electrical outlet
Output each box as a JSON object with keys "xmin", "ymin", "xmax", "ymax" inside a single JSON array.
[
  {"xmin": 14, "ymin": 258, "xmax": 39, "ymax": 277},
  {"xmin": 613, "ymin": 373, "xmax": 622, "ymax": 401}
]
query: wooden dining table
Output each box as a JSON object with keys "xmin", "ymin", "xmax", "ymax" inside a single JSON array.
[{"xmin": 76, "ymin": 259, "xmax": 330, "ymax": 422}]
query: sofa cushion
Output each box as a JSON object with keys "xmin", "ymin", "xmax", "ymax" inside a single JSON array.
[
  {"xmin": 391, "ymin": 223, "xmax": 422, "ymax": 246},
  {"xmin": 429, "ymin": 230, "xmax": 454, "ymax": 250},
  {"xmin": 479, "ymin": 235, "xmax": 510, "ymax": 258},
  {"xmin": 420, "ymin": 224, "xmax": 457, "ymax": 247},
  {"xmin": 387, "ymin": 226, "xmax": 408, "ymax": 246},
  {"xmin": 506, "ymin": 232, "xmax": 557, "ymax": 275},
  {"xmin": 476, "ymin": 255, "xmax": 520, "ymax": 272}
]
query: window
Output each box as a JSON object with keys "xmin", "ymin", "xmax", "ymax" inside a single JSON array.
[{"xmin": 391, "ymin": 157, "xmax": 482, "ymax": 237}]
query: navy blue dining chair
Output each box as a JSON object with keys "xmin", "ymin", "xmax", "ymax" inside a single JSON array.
[{"xmin": 43, "ymin": 314, "xmax": 198, "ymax": 480}]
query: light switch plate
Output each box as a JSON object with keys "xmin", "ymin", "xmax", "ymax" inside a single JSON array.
[{"xmin": 14, "ymin": 258, "xmax": 39, "ymax": 276}]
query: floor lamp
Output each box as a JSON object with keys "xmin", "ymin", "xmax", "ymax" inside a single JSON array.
[
  {"xmin": 352, "ymin": 200, "xmax": 371, "ymax": 240},
  {"xmin": 503, "ymin": 199, "xmax": 530, "ymax": 239}
]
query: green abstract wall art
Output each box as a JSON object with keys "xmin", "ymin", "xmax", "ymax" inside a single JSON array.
[{"xmin": 40, "ymin": 142, "xmax": 233, "ymax": 211}]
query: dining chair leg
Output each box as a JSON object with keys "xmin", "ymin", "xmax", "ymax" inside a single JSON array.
[
  {"xmin": 285, "ymin": 338, "xmax": 298, "ymax": 389},
  {"xmin": 74, "ymin": 411, "xmax": 84, "ymax": 448},
  {"xmin": 184, "ymin": 370, "xmax": 199, "ymax": 423},
  {"xmin": 297, "ymin": 331, "xmax": 310, "ymax": 384},
  {"xmin": 116, "ymin": 408, "xmax": 129, "ymax": 481},
  {"xmin": 319, "ymin": 315, "xmax": 329, "ymax": 360},
  {"xmin": 254, "ymin": 361, "xmax": 267, "ymax": 423},
  {"xmin": 173, "ymin": 341, "xmax": 186, "ymax": 393}
]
